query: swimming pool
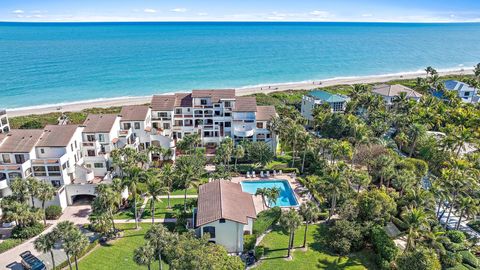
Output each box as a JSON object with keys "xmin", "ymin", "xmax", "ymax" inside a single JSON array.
[{"xmin": 241, "ymin": 180, "xmax": 299, "ymax": 207}]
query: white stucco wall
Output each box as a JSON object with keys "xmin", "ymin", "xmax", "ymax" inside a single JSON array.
[{"xmin": 200, "ymin": 219, "xmax": 246, "ymax": 253}]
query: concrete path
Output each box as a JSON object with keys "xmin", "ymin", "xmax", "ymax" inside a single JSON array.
[
  {"xmin": 158, "ymin": 194, "xmax": 197, "ymax": 199},
  {"xmin": 113, "ymin": 218, "xmax": 178, "ymax": 224},
  {"xmin": 2, "ymin": 205, "xmax": 91, "ymax": 270}
]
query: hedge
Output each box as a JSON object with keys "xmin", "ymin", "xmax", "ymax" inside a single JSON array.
[
  {"xmin": 392, "ymin": 217, "xmax": 408, "ymax": 231},
  {"xmin": 458, "ymin": 250, "xmax": 479, "ymax": 268},
  {"xmin": 447, "ymin": 230, "xmax": 467, "ymax": 244},
  {"xmin": 252, "ymin": 207, "xmax": 282, "ymax": 236},
  {"xmin": 244, "ymin": 234, "xmax": 256, "ymax": 251},
  {"xmin": 446, "ymin": 264, "xmax": 471, "ymax": 270},
  {"xmin": 0, "ymin": 238, "xmax": 24, "ymax": 254},
  {"xmin": 12, "ymin": 223, "xmax": 45, "ymax": 239}
]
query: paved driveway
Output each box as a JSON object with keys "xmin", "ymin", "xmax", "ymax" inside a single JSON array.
[{"xmin": 2, "ymin": 205, "xmax": 91, "ymax": 270}]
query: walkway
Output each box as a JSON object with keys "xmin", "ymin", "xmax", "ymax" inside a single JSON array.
[
  {"xmin": 438, "ymin": 207, "xmax": 480, "ymax": 239},
  {"xmin": 3, "ymin": 205, "xmax": 91, "ymax": 270}
]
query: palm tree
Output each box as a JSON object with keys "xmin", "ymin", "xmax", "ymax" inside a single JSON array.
[
  {"xmin": 300, "ymin": 132, "xmax": 313, "ymax": 173},
  {"xmin": 9, "ymin": 177, "xmax": 30, "ymax": 203},
  {"xmin": 145, "ymin": 224, "xmax": 172, "ymax": 270},
  {"xmin": 175, "ymin": 155, "xmax": 203, "ymax": 212},
  {"xmin": 145, "ymin": 170, "xmax": 165, "ymax": 224},
  {"xmin": 34, "ymin": 231, "xmax": 58, "ymax": 270},
  {"xmin": 233, "ymin": 145, "xmax": 245, "ymax": 171},
  {"xmin": 299, "ymin": 201, "xmax": 320, "ymax": 249},
  {"xmin": 54, "ymin": 221, "xmax": 76, "ymax": 270},
  {"xmin": 401, "ymin": 207, "xmax": 432, "ymax": 252},
  {"xmin": 93, "ymin": 184, "xmax": 120, "ymax": 232},
  {"xmin": 450, "ymin": 126, "xmax": 473, "ymax": 158},
  {"xmin": 124, "ymin": 166, "xmax": 142, "ymax": 229},
  {"xmin": 255, "ymin": 188, "xmax": 268, "ymax": 209},
  {"xmin": 456, "ymin": 196, "xmax": 473, "ymax": 230},
  {"xmin": 37, "ymin": 182, "xmax": 56, "ymax": 225},
  {"xmin": 265, "ymin": 187, "xmax": 280, "ymax": 208},
  {"xmin": 160, "ymin": 164, "xmax": 174, "ymax": 209},
  {"xmin": 280, "ymin": 209, "xmax": 303, "ymax": 259},
  {"xmin": 407, "ymin": 123, "xmax": 427, "ymax": 157},
  {"xmin": 351, "ymin": 171, "xmax": 371, "ymax": 193},
  {"xmin": 288, "ymin": 123, "xmax": 304, "ymax": 167},
  {"xmin": 134, "ymin": 243, "xmax": 155, "ymax": 270},
  {"xmin": 64, "ymin": 229, "xmax": 89, "ymax": 270},
  {"xmin": 26, "ymin": 177, "xmax": 40, "ymax": 208},
  {"xmin": 321, "ymin": 168, "xmax": 348, "ymax": 220}
]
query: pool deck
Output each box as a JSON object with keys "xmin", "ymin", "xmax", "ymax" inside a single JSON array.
[{"xmin": 231, "ymin": 174, "xmax": 311, "ymax": 214}]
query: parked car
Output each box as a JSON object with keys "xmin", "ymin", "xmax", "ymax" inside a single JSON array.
[{"xmin": 20, "ymin": 251, "xmax": 46, "ymax": 270}]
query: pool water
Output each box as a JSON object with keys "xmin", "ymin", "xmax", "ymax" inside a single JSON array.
[{"xmin": 241, "ymin": 180, "xmax": 299, "ymax": 207}]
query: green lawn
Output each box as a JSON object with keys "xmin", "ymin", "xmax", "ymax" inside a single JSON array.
[
  {"xmin": 78, "ymin": 223, "xmax": 169, "ymax": 270},
  {"xmin": 256, "ymin": 224, "xmax": 377, "ymax": 270},
  {"xmin": 142, "ymin": 198, "xmax": 186, "ymax": 219}
]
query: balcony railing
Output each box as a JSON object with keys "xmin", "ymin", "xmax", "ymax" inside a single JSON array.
[{"xmin": 0, "ymin": 109, "xmax": 6, "ymax": 116}]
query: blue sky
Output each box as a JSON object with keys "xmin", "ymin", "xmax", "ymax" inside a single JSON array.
[{"xmin": 2, "ymin": 0, "xmax": 480, "ymax": 22}]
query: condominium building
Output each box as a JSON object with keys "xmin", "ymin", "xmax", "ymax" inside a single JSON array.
[
  {"xmin": 151, "ymin": 90, "xmax": 277, "ymax": 152},
  {"xmin": 0, "ymin": 109, "xmax": 10, "ymax": 134},
  {"xmin": 119, "ymin": 105, "xmax": 152, "ymax": 151}
]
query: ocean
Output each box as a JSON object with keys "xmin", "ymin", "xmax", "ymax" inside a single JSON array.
[{"xmin": 1, "ymin": 22, "xmax": 480, "ymax": 109}]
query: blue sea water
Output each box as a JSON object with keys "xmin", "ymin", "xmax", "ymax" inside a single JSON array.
[
  {"xmin": 1, "ymin": 22, "xmax": 480, "ymax": 109},
  {"xmin": 241, "ymin": 180, "xmax": 298, "ymax": 207}
]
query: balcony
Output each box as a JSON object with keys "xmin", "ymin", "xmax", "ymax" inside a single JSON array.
[
  {"xmin": 233, "ymin": 124, "xmax": 255, "ymax": 137},
  {"xmin": 0, "ymin": 109, "xmax": 6, "ymax": 116}
]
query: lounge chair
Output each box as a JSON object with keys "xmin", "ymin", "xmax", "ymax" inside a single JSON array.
[
  {"xmin": 273, "ymin": 170, "xmax": 277, "ymax": 176},
  {"xmin": 260, "ymin": 171, "xmax": 264, "ymax": 178},
  {"xmin": 266, "ymin": 171, "xmax": 270, "ymax": 178},
  {"xmin": 246, "ymin": 172, "xmax": 250, "ymax": 178},
  {"xmin": 252, "ymin": 171, "xmax": 256, "ymax": 178},
  {"xmin": 279, "ymin": 170, "xmax": 283, "ymax": 175}
]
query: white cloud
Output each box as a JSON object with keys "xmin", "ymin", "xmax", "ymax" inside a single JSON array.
[
  {"xmin": 143, "ymin": 8, "xmax": 157, "ymax": 14},
  {"xmin": 171, "ymin": 8, "xmax": 187, "ymax": 13},
  {"xmin": 309, "ymin": 10, "xmax": 330, "ymax": 17},
  {"xmin": 12, "ymin": 10, "xmax": 24, "ymax": 14}
]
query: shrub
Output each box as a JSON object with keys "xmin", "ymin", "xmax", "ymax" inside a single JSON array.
[
  {"xmin": 252, "ymin": 207, "xmax": 281, "ymax": 236},
  {"xmin": 370, "ymin": 226, "xmax": 398, "ymax": 262},
  {"xmin": 467, "ymin": 221, "xmax": 480, "ymax": 233},
  {"xmin": 441, "ymin": 251, "xmax": 463, "ymax": 268},
  {"xmin": 254, "ymin": 245, "xmax": 265, "ymax": 260},
  {"xmin": 45, "ymin": 205, "xmax": 62, "ymax": 220},
  {"xmin": 397, "ymin": 248, "xmax": 441, "ymax": 270},
  {"xmin": 11, "ymin": 223, "xmax": 44, "ymax": 239},
  {"xmin": 458, "ymin": 251, "xmax": 479, "ymax": 268},
  {"xmin": 444, "ymin": 241, "xmax": 468, "ymax": 253},
  {"xmin": 318, "ymin": 211, "xmax": 329, "ymax": 220},
  {"xmin": 447, "ymin": 230, "xmax": 467, "ymax": 244},
  {"xmin": 327, "ymin": 220, "xmax": 365, "ymax": 255},
  {"xmin": 446, "ymin": 265, "xmax": 470, "ymax": 270},
  {"xmin": 244, "ymin": 234, "xmax": 256, "ymax": 251}
]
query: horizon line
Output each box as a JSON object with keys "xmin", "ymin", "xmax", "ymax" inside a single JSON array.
[{"xmin": 2, "ymin": 20, "xmax": 480, "ymax": 24}]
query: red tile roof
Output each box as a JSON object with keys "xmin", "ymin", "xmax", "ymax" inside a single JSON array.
[
  {"xmin": 83, "ymin": 114, "xmax": 118, "ymax": 133},
  {"xmin": 256, "ymin": 106, "xmax": 277, "ymax": 121},
  {"xmin": 120, "ymin": 105, "xmax": 150, "ymax": 121},
  {"xmin": 37, "ymin": 125, "xmax": 79, "ymax": 147},
  {"xmin": 0, "ymin": 129, "xmax": 43, "ymax": 153},
  {"xmin": 151, "ymin": 95, "xmax": 176, "ymax": 111},
  {"xmin": 196, "ymin": 180, "xmax": 256, "ymax": 227},
  {"xmin": 192, "ymin": 89, "xmax": 236, "ymax": 102},
  {"xmin": 233, "ymin": 97, "xmax": 257, "ymax": 112}
]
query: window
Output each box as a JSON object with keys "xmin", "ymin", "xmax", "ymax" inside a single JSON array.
[
  {"xmin": 174, "ymin": 120, "xmax": 183, "ymax": 126},
  {"xmin": 256, "ymin": 122, "xmax": 264, "ymax": 129},
  {"xmin": 94, "ymin": 163, "xmax": 104, "ymax": 168},
  {"xmin": 201, "ymin": 99, "xmax": 207, "ymax": 105},
  {"xmin": 224, "ymin": 101, "xmax": 232, "ymax": 108},
  {"xmin": 203, "ymin": 226, "xmax": 216, "ymax": 238},
  {"xmin": 0, "ymin": 173, "xmax": 6, "ymax": 180},
  {"xmin": 134, "ymin": 122, "xmax": 140, "ymax": 129},
  {"xmin": 0, "ymin": 117, "xmax": 7, "ymax": 125},
  {"xmin": 219, "ymin": 219, "xmax": 226, "ymax": 223},
  {"xmin": 87, "ymin": 150, "xmax": 96, "ymax": 157},
  {"xmin": 225, "ymin": 112, "xmax": 231, "ymax": 117},
  {"xmin": 8, "ymin": 172, "xmax": 22, "ymax": 179},
  {"xmin": 224, "ymin": 122, "xmax": 231, "ymax": 128},
  {"xmin": 464, "ymin": 92, "xmax": 471, "ymax": 97},
  {"xmin": 40, "ymin": 149, "xmax": 45, "ymax": 154},
  {"xmin": 33, "ymin": 166, "xmax": 47, "ymax": 176},
  {"xmin": 163, "ymin": 123, "xmax": 171, "ymax": 129},
  {"xmin": 123, "ymin": 123, "xmax": 131, "ymax": 130},
  {"xmin": 85, "ymin": 164, "xmax": 92, "ymax": 169},
  {"xmin": 48, "ymin": 166, "xmax": 61, "ymax": 176},
  {"xmin": 15, "ymin": 154, "xmax": 25, "ymax": 164},
  {"xmin": 1, "ymin": 154, "xmax": 11, "ymax": 164},
  {"xmin": 98, "ymin": 134, "xmax": 105, "ymax": 142},
  {"xmin": 75, "ymin": 141, "xmax": 77, "ymax": 148},
  {"xmin": 51, "ymin": 180, "xmax": 61, "ymax": 188},
  {"xmin": 62, "ymin": 163, "xmax": 67, "ymax": 170},
  {"xmin": 159, "ymin": 112, "xmax": 168, "ymax": 118},
  {"xmin": 24, "ymin": 168, "xmax": 32, "ymax": 177},
  {"xmin": 175, "ymin": 108, "xmax": 182, "ymax": 114},
  {"xmin": 71, "ymin": 144, "xmax": 74, "ymax": 151},
  {"xmin": 86, "ymin": 135, "xmax": 95, "ymax": 142}
]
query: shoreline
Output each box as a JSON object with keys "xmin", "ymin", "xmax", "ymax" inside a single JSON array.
[{"xmin": 7, "ymin": 68, "xmax": 474, "ymax": 117}]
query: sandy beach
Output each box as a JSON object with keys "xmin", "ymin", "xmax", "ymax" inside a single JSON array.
[{"xmin": 7, "ymin": 68, "xmax": 473, "ymax": 117}]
